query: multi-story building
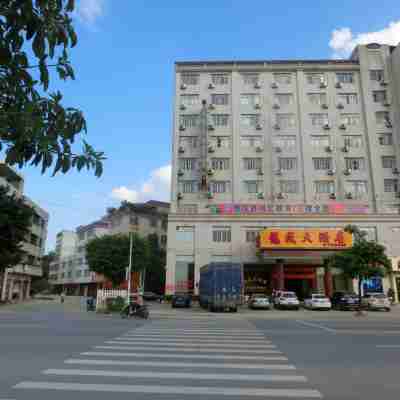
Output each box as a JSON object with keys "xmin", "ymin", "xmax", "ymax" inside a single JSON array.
[
  {"xmin": 0, "ymin": 162, "xmax": 49, "ymax": 302},
  {"xmin": 166, "ymin": 43, "xmax": 400, "ymax": 301},
  {"xmin": 55, "ymin": 230, "xmax": 77, "ymax": 259}
]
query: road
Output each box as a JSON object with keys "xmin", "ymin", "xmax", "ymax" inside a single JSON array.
[{"xmin": 0, "ymin": 299, "xmax": 399, "ymax": 399}]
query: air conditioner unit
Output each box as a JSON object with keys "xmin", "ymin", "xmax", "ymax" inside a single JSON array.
[
  {"xmin": 178, "ymin": 146, "xmax": 185, "ymax": 153},
  {"xmin": 393, "ymin": 168, "xmax": 400, "ymax": 175},
  {"xmin": 177, "ymin": 192, "xmax": 183, "ymax": 200},
  {"xmin": 208, "ymin": 103, "xmax": 215, "ymax": 110},
  {"xmin": 256, "ymin": 146, "xmax": 264, "ymax": 153},
  {"xmin": 329, "ymin": 193, "xmax": 336, "ymax": 200},
  {"xmin": 383, "ymin": 101, "xmax": 391, "ymax": 107},
  {"xmin": 335, "ymin": 82, "xmax": 342, "ymax": 89},
  {"xmin": 273, "ymin": 103, "xmax": 280, "ymax": 109},
  {"xmin": 208, "ymin": 145, "xmax": 215, "ymax": 153},
  {"xmin": 271, "ymin": 82, "xmax": 278, "ymax": 89},
  {"xmin": 379, "ymin": 137, "xmax": 384, "ymax": 145},
  {"xmin": 180, "ymin": 104, "xmax": 186, "ymax": 110},
  {"xmin": 342, "ymin": 145, "xmax": 349, "ymax": 153},
  {"xmin": 207, "ymin": 191, "xmax": 214, "ymax": 199},
  {"xmin": 275, "ymin": 169, "xmax": 282, "ymax": 176},
  {"xmin": 321, "ymin": 103, "xmax": 329, "ymax": 109},
  {"xmin": 179, "ymin": 124, "xmax": 186, "ymax": 131},
  {"xmin": 276, "ymin": 192, "xmax": 284, "ymax": 199},
  {"xmin": 380, "ymin": 80, "xmax": 388, "ymax": 86},
  {"xmin": 275, "ymin": 146, "xmax": 282, "ymax": 153},
  {"xmin": 256, "ymin": 123, "xmax": 262, "ymax": 130},
  {"xmin": 180, "ymin": 84, "xmax": 187, "ymax": 90},
  {"xmin": 345, "ymin": 192, "xmax": 353, "ymax": 199},
  {"xmin": 177, "ymin": 169, "xmax": 184, "ymax": 177},
  {"xmin": 208, "ymin": 124, "xmax": 215, "ymax": 131},
  {"xmin": 385, "ymin": 121, "xmax": 393, "ymax": 129},
  {"xmin": 254, "ymin": 103, "xmax": 261, "ymax": 109},
  {"xmin": 207, "ymin": 168, "xmax": 214, "ymax": 176},
  {"xmin": 257, "ymin": 169, "xmax": 264, "ymax": 176},
  {"xmin": 320, "ymin": 82, "xmax": 327, "ymax": 89},
  {"xmin": 325, "ymin": 145, "xmax": 333, "ymax": 153},
  {"xmin": 208, "ymin": 83, "xmax": 215, "ymax": 89},
  {"xmin": 343, "ymin": 168, "xmax": 351, "ymax": 175},
  {"xmin": 273, "ymin": 123, "xmax": 280, "ymax": 130},
  {"xmin": 339, "ymin": 123, "xmax": 347, "ymax": 130},
  {"xmin": 327, "ymin": 169, "xmax": 335, "ymax": 176},
  {"xmin": 337, "ymin": 103, "xmax": 344, "ymax": 109},
  {"xmin": 257, "ymin": 192, "xmax": 264, "ymax": 199},
  {"xmin": 323, "ymin": 123, "xmax": 330, "ymax": 130},
  {"xmin": 254, "ymin": 83, "xmax": 261, "ymax": 89}
]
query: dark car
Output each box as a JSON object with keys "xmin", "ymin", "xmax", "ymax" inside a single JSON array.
[
  {"xmin": 331, "ymin": 291, "xmax": 360, "ymax": 310},
  {"xmin": 143, "ymin": 292, "xmax": 160, "ymax": 301},
  {"xmin": 171, "ymin": 293, "xmax": 192, "ymax": 308}
]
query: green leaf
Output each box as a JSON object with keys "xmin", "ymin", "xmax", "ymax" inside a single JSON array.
[
  {"xmin": 39, "ymin": 62, "xmax": 49, "ymax": 91},
  {"xmin": 32, "ymin": 32, "xmax": 45, "ymax": 58}
]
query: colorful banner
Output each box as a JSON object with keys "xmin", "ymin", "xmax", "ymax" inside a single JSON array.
[
  {"xmin": 258, "ymin": 229, "xmax": 353, "ymax": 250},
  {"xmin": 209, "ymin": 203, "xmax": 370, "ymax": 215}
]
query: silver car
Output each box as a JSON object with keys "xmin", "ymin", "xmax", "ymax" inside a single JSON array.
[
  {"xmin": 248, "ymin": 295, "xmax": 271, "ymax": 310},
  {"xmin": 362, "ymin": 293, "xmax": 391, "ymax": 311}
]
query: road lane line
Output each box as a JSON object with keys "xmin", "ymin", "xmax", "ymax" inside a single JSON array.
[
  {"xmin": 81, "ymin": 351, "xmax": 287, "ymax": 360},
  {"xmin": 295, "ymin": 320, "xmax": 336, "ymax": 333},
  {"xmin": 15, "ymin": 382, "xmax": 322, "ymax": 397},
  {"xmin": 376, "ymin": 345, "xmax": 400, "ymax": 348},
  {"xmin": 64, "ymin": 359, "xmax": 296, "ymax": 370},
  {"xmin": 44, "ymin": 368, "xmax": 306, "ymax": 382},
  {"xmin": 115, "ymin": 337, "xmax": 271, "ymax": 344}
]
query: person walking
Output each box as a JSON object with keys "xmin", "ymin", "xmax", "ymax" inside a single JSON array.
[
  {"xmin": 387, "ymin": 288, "xmax": 395, "ymax": 304},
  {"xmin": 60, "ymin": 292, "xmax": 65, "ymax": 304}
]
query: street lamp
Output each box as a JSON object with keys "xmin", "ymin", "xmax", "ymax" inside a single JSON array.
[{"xmin": 127, "ymin": 231, "xmax": 133, "ymax": 306}]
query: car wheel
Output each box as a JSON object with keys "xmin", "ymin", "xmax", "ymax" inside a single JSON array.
[{"xmin": 385, "ymin": 307, "xmax": 391, "ymax": 312}]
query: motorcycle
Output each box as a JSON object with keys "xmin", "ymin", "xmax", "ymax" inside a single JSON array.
[{"xmin": 120, "ymin": 302, "xmax": 149, "ymax": 319}]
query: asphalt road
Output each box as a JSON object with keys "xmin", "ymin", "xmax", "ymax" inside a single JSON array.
[{"xmin": 1, "ymin": 299, "xmax": 399, "ymax": 399}]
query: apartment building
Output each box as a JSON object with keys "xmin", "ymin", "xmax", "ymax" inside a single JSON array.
[
  {"xmin": 166, "ymin": 43, "xmax": 400, "ymax": 300},
  {"xmin": 0, "ymin": 162, "xmax": 49, "ymax": 302}
]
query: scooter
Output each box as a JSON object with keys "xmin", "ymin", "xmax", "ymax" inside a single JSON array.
[{"xmin": 120, "ymin": 303, "xmax": 149, "ymax": 319}]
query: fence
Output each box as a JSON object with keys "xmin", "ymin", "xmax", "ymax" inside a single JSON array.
[{"xmin": 96, "ymin": 289, "xmax": 128, "ymax": 309}]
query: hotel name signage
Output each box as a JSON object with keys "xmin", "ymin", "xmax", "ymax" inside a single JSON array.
[
  {"xmin": 209, "ymin": 203, "xmax": 370, "ymax": 215},
  {"xmin": 259, "ymin": 229, "xmax": 353, "ymax": 250}
]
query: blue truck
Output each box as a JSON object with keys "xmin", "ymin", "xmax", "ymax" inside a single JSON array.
[{"xmin": 199, "ymin": 262, "xmax": 244, "ymax": 312}]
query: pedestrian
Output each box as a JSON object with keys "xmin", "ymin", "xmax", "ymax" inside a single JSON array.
[
  {"xmin": 387, "ymin": 288, "xmax": 395, "ymax": 304},
  {"xmin": 60, "ymin": 292, "xmax": 65, "ymax": 304}
]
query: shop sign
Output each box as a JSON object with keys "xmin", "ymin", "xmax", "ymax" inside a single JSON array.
[
  {"xmin": 258, "ymin": 229, "xmax": 353, "ymax": 250},
  {"xmin": 210, "ymin": 203, "xmax": 370, "ymax": 215}
]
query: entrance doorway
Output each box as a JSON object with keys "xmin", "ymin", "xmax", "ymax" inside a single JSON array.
[
  {"xmin": 285, "ymin": 279, "xmax": 312, "ymax": 300},
  {"xmin": 244, "ymin": 264, "xmax": 272, "ymax": 296}
]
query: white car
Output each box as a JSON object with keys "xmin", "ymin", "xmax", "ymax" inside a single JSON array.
[
  {"xmin": 362, "ymin": 293, "xmax": 391, "ymax": 311},
  {"xmin": 304, "ymin": 294, "xmax": 332, "ymax": 310},
  {"xmin": 274, "ymin": 291, "xmax": 300, "ymax": 310}
]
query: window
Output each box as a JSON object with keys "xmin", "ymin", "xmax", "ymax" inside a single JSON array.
[
  {"xmin": 343, "ymin": 136, "xmax": 363, "ymax": 149},
  {"xmin": 279, "ymin": 157, "xmax": 297, "ymax": 171},
  {"xmin": 336, "ymin": 72, "xmax": 354, "ymax": 84},
  {"xmin": 180, "ymin": 158, "xmax": 196, "ymax": 170},
  {"xmin": 240, "ymin": 114, "xmax": 260, "ymax": 127},
  {"xmin": 308, "ymin": 93, "xmax": 327, "ymax": 105},
  {"xmin": 275, "ymin": 94, "xmax": 293, "ymax": 106},
  {"xmin": 30, "ymin": 233, "xmax": 38, "ymax": 246},
  {"xmin": 306, "ymin": 73, "xmax": 325, "ymax": 85},
  {"xmin": 180, "ymin": 94, "xmax": 199, "ymax": 106},
  {"xmin": 176, "ymin": 226, "xmax": 194, "ymax": 242},
  {"xmin": 375, "ymin": 111, "xmax": 391, "ymax": 126},
  {"xmin": 240, "ymin": 136, "xmax": 263, "ymax": 147},
  {"xmin": 369, "ymin": 52, "xmax": 382, "ymax": 66},
  {"xmin": 345, "ymin": 181, "xmax": 368, "ymax": 198},
  {"xmin": 245, "ymin": 181, "xmax": 262, "ymax": 193},
  {"xmin": 360, "ymin": 227, "xmax": 377, "ymax": 242},
  {"xmin": 373, "ymin": 91, "xmax": 387, "ymax": 103},
  {"xmin": 212, "ymin": 228, "xmax": 231, "ymax": 242},
  {"xmin": 161, "ymin": 235, "xmax": 167, "ymax": 245},
  {"xmin": 67, "ymin": 271, "xmax": 72, "ymax": 278},
  {"xmin": 77, "ymin": 231, "xmax": 85, "ymax": 241},
  {"xmin": 211, "ymin": 158, "xmax": 230, "ymax": 170},
  {"xmin": 276, "ymin": 114, "xmax": 296, "ymax": 128},
  {"xmin": 315, "ymin": 181, "xmax": 335, "ymax": 194},
  {"xmin": 181, "ymin": 181, "xmax": 198, "ymax": 193},
  {"xmin": 310, "ymin": 113, "xmax": 328, "ymax": 126},
  {"xmin": 240, "ymin": 94, "xmax": 261, "ymax": 106},
  {"xmin": 341, "ymin": 114, "xmax": 360, "ymax": 126},
  {"xmin": 211, "ymin": 74, "xmax": 229, "ymax": 85},
  {"xmin": 310, "ymin": 136, "xmax": 330, "ymax": 149},
  {"xmin": 76, "ymin": 270, "xmax": 82, "ymax": 278},
  {"xmin": 384, "ymin": 179, "xmax": 399, "ymax": 193},
  {"xmin": 345, "ymin": 158, "xmax": 365, "ymax": 171},
  {"xmin": 211, "ymin": 114, "xmax": 229, "ymax": 127},
  {"xmin": 274, "ymin": 73, "xmax": 292, "ymax": 84},
  {"xmin": 179, "ymin": 136, "xmax": 198, "ymax": 149},
  {"xmin": 210, "ymin": 181, "xmax": 230, "ymax": 193},
  {"xmin": 382, "ymin": 156, "xmax": 396, "ymax": 169},
  {"xmin": 211, "ymin": 94, "xmax": 229, "ymax": 105},
  {"xmin": 211, "ymin": 136, "xmax": 231, "ymax": 148},
  {"xmin": 313, "ymin": 158, "xmax": 332, "ymax": 170},
  {"xmin": 378, "ymin": 133, "xmax": 393, "ymax": 146},
  {"xmin": 180, "ymin": 114, "xmax": 199, "ymax": 128},
  {"xmin": 246, "ymin": 231, "xmax": 260, "ymax": 242},
  {"xmin": 181, "ymin": 73, "xmax": 199, "ymax": 85},
  {"xmin": 32, "ymin": 214, "xmax": 41, "ymax": 226},
  {"xmin": 84, "ymin": 269, "xmax": 90, "ymax": 277},
  {"xmin": 338, "ymin": 93, "xmax": 358, "ymax": 105},
  {"xmin": 370, "ymin": 69, "xmax": 384, "ymax": 81},
  {"xmin": 280, "ymin": 180, "xmax": 299, "ymax": 193},
  {"xmin": 242, "ymin": 73, "xmax": 259, "ymax": 85},
  {"xmin": 178, "ymin": 204, "xmax": 198, "ymax": 214},
  {"xmin": 273, "ymin": 136, "xmax": 296, "ymax": 152},
  {"xmin": 243, "ymin": 158, "xmax": 262, "ymax": 170}
]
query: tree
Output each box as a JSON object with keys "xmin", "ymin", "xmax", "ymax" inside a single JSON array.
[
  {"xmin": 0, "ymin": 0, "xmax": 105, "ymax": 176},
  {"xmin": 85, "ymin": 234, "xmax": 149, "ymax": 287},
  {"xmin": 0, "ymin": 185, "xmax": 34, "ymax": 274},
  {"xmin": 145, "ymin": 234, "xmax": 166, "ymax": 294},
  {"xmin": 327, "ymin": 225, "xmax": 392, "ymax": 310}
]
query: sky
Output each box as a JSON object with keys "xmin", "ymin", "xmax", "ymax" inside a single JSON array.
[{"xmin": 11, "ymin": 0, "xmax": 400, "ymax": 250}]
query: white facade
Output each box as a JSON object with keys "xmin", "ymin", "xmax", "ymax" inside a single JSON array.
[
  {"xmin": 166, "ymin": 43, "xmax": 400, "ymax": 300},
  {"xmin": 55, "ymin": 230, "xmax": 77, "ymax": 259}
]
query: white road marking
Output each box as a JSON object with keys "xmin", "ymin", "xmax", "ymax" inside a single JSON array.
[
  {"xmin": 14, "ymin": 382, "xmax": 322, "ymax": 397},
  {"xmin": 376, "ymin": 345, "xmax": 400, "ymax": 348},
  {"xmin": 81, "ymin": 351, "xmax": 287, "ymax": 360},
  {"xmin": 44, "ymin": 368, "xmax": 306, "ymax": 382},
  {"xmin": 295, "ymin": 320, "xmax": 336, "ymax": 333},
  {"xmin": 64, "ymin": 358, "xmax": 296, "ymax": 370},
  {"xmin": 95, "ymin": 345, "xmax": 281, "ymax": 354},
  {"xmin": 115, "ymin": 337, "xmax": 271, "ymax": 344},
  {"xmin": 106, "ymin": 340, "xmax": 276, "ymax": 349},
  {"xmin": 124, "ymin": 330, "xmax": 264, "ymax": 336}
]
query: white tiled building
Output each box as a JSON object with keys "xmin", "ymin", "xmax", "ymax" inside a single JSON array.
[{"xmin": 166, "ymin": 43, "xmax": 400, "ymax": 300}]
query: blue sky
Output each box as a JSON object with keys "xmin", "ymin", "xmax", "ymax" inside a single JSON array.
[{"xmin": 12, "ymin": 0, "xmax": 400, "ymax": 249}]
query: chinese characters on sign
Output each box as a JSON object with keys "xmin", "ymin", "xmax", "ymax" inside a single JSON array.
[
  {"xmin": 258, "ymin": 229, "xmax": 353, "ymax": 250},
  {"xmin": 209, "ymin": 203, "xmax": 370, "ymax": 215}
]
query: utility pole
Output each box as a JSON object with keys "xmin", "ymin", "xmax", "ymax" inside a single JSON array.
[{"xmin": 127, "ymin": 231, "xmax": 133, "ymax": 306}]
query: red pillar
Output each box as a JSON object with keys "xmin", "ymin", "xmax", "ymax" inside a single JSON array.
[
  {"xmin": 276, "ymin": 260, "xmax": 285, "ymax": 290},
  {"xmin": 324, "ymin": 269, "xmax": 333, "ymax": 298}
]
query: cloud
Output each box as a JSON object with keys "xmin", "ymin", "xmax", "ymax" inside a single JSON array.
[
  {"xmin": 76, "ymin": 0, "xmax": 105, "ymax": 25},
  {"xmin": 111, "ymin": 165, "xmax": 172, "ymax": 203},
  {"xmin": 329, "ymin": 21, "xmax": 400, "ymax": 58}
]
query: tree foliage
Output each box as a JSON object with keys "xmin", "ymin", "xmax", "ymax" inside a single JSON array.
[
  {"xmin": 85, "ymin": 234, "xmax": 150, "ymax": 286},
  {"xmin": 0, "ymin": 185, "xmax": 34, "ymax": 273},
  {"xmin": 0, "ymin": 0, "xmax": 105, "ymax": 176}
]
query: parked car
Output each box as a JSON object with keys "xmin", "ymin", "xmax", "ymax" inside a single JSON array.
[
  {"xmin": 248, "ymin": 294, "xmax": 271, "ymax": 310},
  {"xmin": 171, "ymin": 293, "xmax": 192, "ymax": 308},
  {"xmin": 274, "ymin": 291, "xmax": 300, "ymax": 310},
  {"xmin": 304, "ymin": 294, "xmax": 331, "ymax": 311},
  {"xmin": 143, "ymin": 292, "xmax": 160, "ymax": 301},
  {"xmin": 331, "ymin": 292, "xmax": 360, "ymax": 310},
  {"xmin": 362, "ymin": 292, "xmax": 391, "ymax": 311}
]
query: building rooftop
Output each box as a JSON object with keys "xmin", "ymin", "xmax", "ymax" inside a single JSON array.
[{"xmin": 175, "ymin": 59, "xmax": 359, "ymax": 67}]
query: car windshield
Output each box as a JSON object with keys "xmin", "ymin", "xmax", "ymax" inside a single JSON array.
[
  {"xmin": 312, "ymin": 295, "xmax": 326, "ymax": 299},
  {"xmin": 283, "ymin": 293, "xmax": 296, "ymax": 298}
]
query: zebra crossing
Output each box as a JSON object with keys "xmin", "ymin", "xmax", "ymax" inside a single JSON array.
[{"xmin": 12, "ymin": 317, "xmax": 323, "ymax": 399}]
